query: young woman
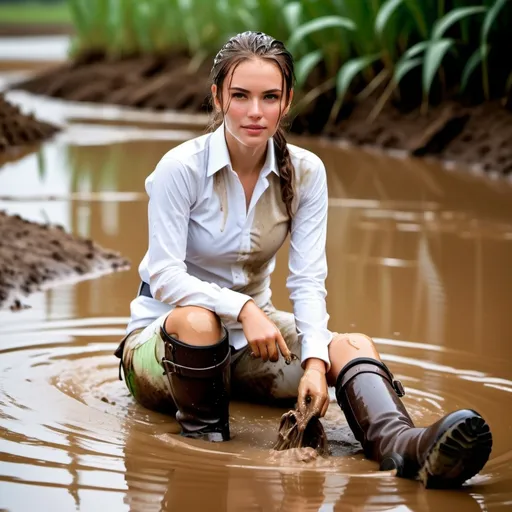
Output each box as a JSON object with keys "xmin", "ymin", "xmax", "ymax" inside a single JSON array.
[{"xmin": 115, "ymin": 31, "xmax": 492, "ymax": 488}]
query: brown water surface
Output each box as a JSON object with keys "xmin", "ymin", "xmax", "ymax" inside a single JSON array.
[{"xmin": 1, "ymin": 91, "xmax": 512, "ymax": 511}]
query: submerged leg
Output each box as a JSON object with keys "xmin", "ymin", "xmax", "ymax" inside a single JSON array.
[{"xmin": 327, "ymin": 333, "xmax": 493, "ymax": 488}]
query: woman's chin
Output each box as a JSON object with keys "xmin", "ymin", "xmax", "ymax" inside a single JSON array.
[{"xmin": 238, "ymin": 133, "xmax": 268, "ymax": 148}]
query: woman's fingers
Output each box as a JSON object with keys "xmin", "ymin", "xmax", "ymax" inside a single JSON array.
[
  {"xmin": 249, "ymin": 341, "xmax": 261, "ymax": 359},
  {"xmin": 259, "ymin": 343, "xmax": 269, "ymax": 362},
  {"xmin": 276, "ymin": 331, "xmax": 292, "ymax": 362},
  {"xmin": 267, "ymin": 338, "xmax": 279, "ymax": 362}
]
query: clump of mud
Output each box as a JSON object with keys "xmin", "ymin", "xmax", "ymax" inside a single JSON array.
[
  {"xmin": 0, "ymin": 210, "xmax": 129, "ymax": 310},
  {"xmin": 0, "ymin": 94, "xmax": 58, "ymax": 153}
]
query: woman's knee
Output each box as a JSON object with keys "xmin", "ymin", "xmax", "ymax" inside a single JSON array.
[
  {"xmin": 164, "ymin": 306, "xmax": 223, "ymax": 346},
  {"xmin": 327, "ymin": 332, "xmax": 381, "ymax": 383},
  {"xmin": 332, "ymin": 332, "xmax": 380, "ymax": 355}
]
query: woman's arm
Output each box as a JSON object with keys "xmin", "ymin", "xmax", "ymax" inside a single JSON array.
[
  {"xmin": 287, "ymin": 154, "xmax": 331, "ymax": 371},
  {"xmin": 146, "ymin": 157, "xmax": 251, "ymax": 324}
]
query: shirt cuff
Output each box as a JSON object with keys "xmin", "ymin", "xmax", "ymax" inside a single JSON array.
[
  {"xmin": 300, "ymin": 338, "xmax": 331, "ymax": 372},
  {"xmin": 215, "ymin": 287, "xmax": 252, "ymax": 324}
]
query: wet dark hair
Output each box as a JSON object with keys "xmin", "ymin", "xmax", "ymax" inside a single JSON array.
[{"xmin": 209, "ymin": 31, "xmax": 295, "ymax": 220}]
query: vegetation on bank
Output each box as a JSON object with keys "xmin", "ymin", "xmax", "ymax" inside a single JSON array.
[
  {"xmin": 67, "ymin": 0, "xmax": 512, "ymax": 118},
  {"xmin": 0, "ymin": 2, "xmax": 71, "ymax": 24}
]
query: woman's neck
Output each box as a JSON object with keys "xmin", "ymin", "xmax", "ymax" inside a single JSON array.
[{"xmin": 225, "ymin": 128, "xmax": 267, "ymax": 176}]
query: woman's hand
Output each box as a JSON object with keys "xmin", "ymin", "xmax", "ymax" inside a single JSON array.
[
  {"xmin": 238, "ymin": 300, "xmax": 292, "ymax": 363},
  {"xmin": 297, "ymin": 359, "xmax": 329, "ymax": 427}
]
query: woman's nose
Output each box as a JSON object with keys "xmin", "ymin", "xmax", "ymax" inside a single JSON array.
[{"xmin": 248, "ymin": 98, "xmax": 262, "ymax": 117}]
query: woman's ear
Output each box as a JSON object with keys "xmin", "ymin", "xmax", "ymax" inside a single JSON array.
[
  {"xmin": 283, "ymin": 89, "xmax": 294, "ymax": 116},
  {"xmin": 211, "ymin": 84, "xmax": 221, "ymax": 112}
]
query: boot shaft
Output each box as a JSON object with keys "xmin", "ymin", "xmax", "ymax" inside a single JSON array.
[{"xmin": 161, "ymin": 326, "xmax": 231, "ymax": 441}]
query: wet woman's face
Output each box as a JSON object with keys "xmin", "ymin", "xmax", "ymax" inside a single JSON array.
[{"xmin": 212, "ymin": 58, "xmax": 292, "ymax": 150}]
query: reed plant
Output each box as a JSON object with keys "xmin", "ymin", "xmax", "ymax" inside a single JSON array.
[{"xmin": 67, "ymin": 0, "xmax": 512, "ymax": 115}]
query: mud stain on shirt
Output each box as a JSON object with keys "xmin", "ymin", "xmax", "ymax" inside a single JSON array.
[
  {"xmin": 213, "ymin": 168, "xmax": 229, "ymax": 232},
  {"xmin": 239, "ymin": 173, "xmax": 290, "ymax": 293}
]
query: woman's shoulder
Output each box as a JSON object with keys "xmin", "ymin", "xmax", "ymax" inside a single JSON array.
[
  {"xmin": 287, "ymin": 143, "xmax": 325, "ymax": 172},
  {"xmin": 145, "ymin": 133, "xmax": 211, "ymax": 194},
  {"xmin": 156, "ymin": 132, "xmax": 211, "ymax": 174}
]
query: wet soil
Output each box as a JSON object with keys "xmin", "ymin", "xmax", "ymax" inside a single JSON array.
[
  {"xmin": 0, "ymin": 210, "xmax": 129, "ymax": 310},
  {"xmin": 13, "ymin": 53, "xmax": 512, "ymax": 176},
  {"xmin": 1, "ymin": 92, "xmax": 512, "ymax": 510},
  {"xmin": 0, "ymin": 23, "xmax": 73, "ymax": 37},
  {"xmin": 0, "ymin": 93, "xmax": 58, "ymax": 156}
]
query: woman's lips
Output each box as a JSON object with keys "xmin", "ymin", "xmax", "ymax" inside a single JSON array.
[{"xmin": 242, "ymin": 125, "xmax": 265, "ymax": 135}]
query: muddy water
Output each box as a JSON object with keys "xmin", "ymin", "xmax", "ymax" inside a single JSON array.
[{"xmin": 1, "ymin": 95, "xmax": 512, "ymax": 511}]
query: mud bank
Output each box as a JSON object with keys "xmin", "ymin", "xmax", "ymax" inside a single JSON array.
[
  {"xmin": 0, "ymin": 210, "xmax": 129, "ymax": 310},
  {"xmin": 0, "ymin": 93, "xmax": 58, "ymax": 155},
  {"xmin": 13, "ymin": 53, "xmax": 512, "ymax": 176}
]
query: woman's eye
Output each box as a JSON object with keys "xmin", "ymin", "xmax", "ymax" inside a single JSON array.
[
  {"xmin": 232, "ymin": 93, "xmax": 246, "ymax": 99},
  {"xmin": 264, "ymin": 94, "xmax": 279, "ymax": 100}
]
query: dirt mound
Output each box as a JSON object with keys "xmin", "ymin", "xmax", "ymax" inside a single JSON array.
[
  {"xmin": 13, "ymin": 54, "xmax": 512, "ymax": 176},
  {"xmin": 16, "ymin": 52, "xmax": 211, "ymax": 111},
  {"xmin": 0, "ymin": 210, "xmax": 130, "ymax": 310},
  {"xmin": 0, "ymin": 94, "xmax": 58, "ymax": 153}
]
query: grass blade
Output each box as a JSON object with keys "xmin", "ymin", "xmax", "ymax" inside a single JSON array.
[
  {"xmin": 461, "ymin": 44, "xmax": 488, "ymax": 92},
  {"xmin": 432, "ymin": 6, "xmax": 487, "ymax": 40},
  {"xmin": 283, "ymin": 2, "xmax": 303, "ymax": 34},
  {"xmin": 482, "ymin": 0, "xmax": 508, "ymax": 42},
  {"xmin": 482, "ymin": 0, "xmax": 508, "ymax": 99},
  {"xmin": 394, "ymin": 56, "xmax": 422, "ymax": 83},
  {"xmin": 422, "ymin": 38, "xmax": 454, "ymax": 100},
  {"xmin": 287, "ymin": 15, "xmax": 356, "ymax": 54},
  {"xmin": 375, "ymin": 0, "xmax": 404, "ymax": 39},
  {"xmin": 403, "ymin": 41, "xmax": 429, "ymax": 60},
  {"xmin": 295, "ymin": 49, "xmax": 323, "ymax": 88},
  {"xmin": 336, "ymin": 53, "xmax": 382, "ymax": 98}
]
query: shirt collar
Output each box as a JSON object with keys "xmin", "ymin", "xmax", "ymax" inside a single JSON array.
[{"xmin": 206, "ymin": 123, "xmax": 278, "ymax": 177}]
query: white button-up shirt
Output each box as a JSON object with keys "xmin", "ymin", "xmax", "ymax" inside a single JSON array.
[{"xmin": 127, "ymin": 124, "xmax": 332, "ymax": 366}]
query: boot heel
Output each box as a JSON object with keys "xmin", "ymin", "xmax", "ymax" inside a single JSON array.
[{"xmin": 419, "ymin": 410, "xmax": 493, "ymax": 489}]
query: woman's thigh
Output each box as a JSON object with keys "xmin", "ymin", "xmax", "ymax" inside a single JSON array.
[
  {"xmin": 121, "ymin": 313, "xmax": 177, "ymax": 414},
  {"xmin": 230, "ymin": 309, "xmax": 304, "ymax": 405}
]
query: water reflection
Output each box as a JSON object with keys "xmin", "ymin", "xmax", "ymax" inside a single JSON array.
[{"xmin": 1, "ymin": 119, "xmax": 512, "ymax": 510}]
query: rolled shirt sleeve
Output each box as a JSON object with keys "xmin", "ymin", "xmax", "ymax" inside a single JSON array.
[
  {"xmin": 146, "ymin": 157, "xmax": 252, "ymax": 324},
  {"xmin": 287, "ymin": 156, "xmax": 332, "ymax": 370}
]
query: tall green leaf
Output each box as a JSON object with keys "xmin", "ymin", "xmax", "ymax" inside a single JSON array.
[
  {"xmin": 295, "ymin": 50, "xmax": 323, "ymax": 88},
  {"xmin": 461, "ymin": 44, "xmax": 488, "ymax": 92},
  {"xmin": 375, "ymin": 0, "xmax": 404, "ymax": 38},
  {"xmin": 283, "ymin": 2, "xmax": 303, "ymax": 34},
  {"xmin": 287, "ymin": 15, "xmax": 356, "ymax": 53},
  {"xmin": 402, "ymin": 41, "xmax": 429, "ymax": 60},
  {"xmin": 394, "ymin": 57, "xmax": 422, "ymax": 83},
  {"xmin": 422, "ymin": 38, "xmax": 454, "ymax": 99},
  {"xmin": 431, "ymin": 6, "xmax": 486, "ymax": 40},
  {"xmin": 482, "ymin": 0, "xmax": 508, "ymax": 42},
  {"xmin": 481, "ymin": 0, "xmax": 508, "ymax": 99},
  {"xmin": 336, "ymin": 53, "xmax": 382, "ymax": 99}
]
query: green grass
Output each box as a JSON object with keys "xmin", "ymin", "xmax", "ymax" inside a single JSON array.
[
  {"xmin": 0, "ymin": 2, "xmax": 72, "ymax": 24},
  {"xmin": 64, "ymin": 0, "xmax": 512, "ymax": 118}
]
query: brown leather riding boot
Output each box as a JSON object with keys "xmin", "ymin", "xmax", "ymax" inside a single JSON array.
[
  {"xmin": 160, "ymin": 326, "xmax": 231, "ymax": 442},
  {"xmin": 335, "ymin": 357, "xmax": 493, "ymax": 488}
]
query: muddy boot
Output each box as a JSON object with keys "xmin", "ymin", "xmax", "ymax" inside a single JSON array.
[
  {"xmin": 335, "ymin": 357, "xmax": 493, "ymax": 488},
  {"xmin": 160, "ymin": 326, "xmax": 231, "ymax": 442}
]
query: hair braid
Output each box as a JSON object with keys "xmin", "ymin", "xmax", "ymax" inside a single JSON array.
[{"xmin": 273, "ymin": 127, "xmax": 295, "ymax": 222}]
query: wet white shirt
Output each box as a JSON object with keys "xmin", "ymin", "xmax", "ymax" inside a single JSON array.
[{"xmin": 127, "ymin": 124, "xmax": 332, "ymax": 366}]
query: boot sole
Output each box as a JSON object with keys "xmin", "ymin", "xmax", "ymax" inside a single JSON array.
[{"xmin": 418, "ymin": 410, "xmax": 493, "ymax": 489}]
